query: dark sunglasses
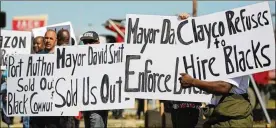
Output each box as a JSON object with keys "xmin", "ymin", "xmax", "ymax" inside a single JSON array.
[{"xmin": 82, "ymin": 39, "xmax": 98, "ymax": 44}]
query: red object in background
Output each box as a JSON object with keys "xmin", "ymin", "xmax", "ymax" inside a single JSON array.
[
  {"xmin": 105, "ymin": 23, "xmax": 125, "ymax": 43},
  {"xmin": 12, "ymin": 15, "xmax": 47, "ymax": 31},
  {"xmin": 252, "ymin": 71, "xmax": 269, "ymax": 86},
  {"xmin": 75, "ymin": 112, "xmax": 82, "ymax": 120}
]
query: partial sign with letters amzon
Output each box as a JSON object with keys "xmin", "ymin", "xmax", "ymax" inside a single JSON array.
[{"xmin": 0, "ymin": 30, "xmax": 31, "ymax": 70}]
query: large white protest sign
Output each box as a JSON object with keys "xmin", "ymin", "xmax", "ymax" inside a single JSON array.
[
  {"xmin": 0, "ymin": 30, "xmax": 32, "ymax": 70},
  {"xmin": 124, "ymin": 2, "xmax": 275, "ymax": 103},
  {"xmin": 7, "ymin": 54, "xmax": 78, "ymax": 116},
  {"xmin": 32, "ymin": 22, "xmax": 77, "ymax": 46},
  {"xmin": 54, "ymin": 44, "xmax": 134, "ymax": 115}
]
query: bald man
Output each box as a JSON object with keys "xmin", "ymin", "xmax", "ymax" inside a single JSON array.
[
  {"xmin": 43, "ymin": 29, "xmax": 57, "ymax": 54},
  {"xmin": 33, "ymin": 36, "xmax": 45, "ymax": 53},
  {"xmin": 30, "ymin": 29, "xmax": 61, "ymax": 128},
  {"xmin": 57, "ymin": 29, "xmax": 70, "ymax": 46}
]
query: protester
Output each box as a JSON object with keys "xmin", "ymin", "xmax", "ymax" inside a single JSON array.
[
  {"xmin": 32, "ymin": 36, "xmax": 45, "ymax": 53},
  {"xmin": 0, "ymin": 70, "xmax": 14, "ymax": 128},
  {"xmin": 159, "ymin": 13, "xmax": 203, "ymax": 128},
  {"xmin": 21, "ymin": 35, "xmax": 46, "ymax": 128},
  {"xmin": 30, "ymin": 29, "xmax": 60, "ymax": 128},
  {"xmin": 57, "ymin": 29, "xmax": 70, "ymax": 46},
  {"xmin": 56, "ymin": 29, "xmax": 79, "ymax": 128},
  {"xmin": 136, "ymin": 99, "xmax": 144, "ymax": 119},
  {"xmin": 178, "ymin": 13, "xmax": 252, "ymax": 128},
  {"xmin": 43, "ymin": 29, "xmax": 57, "ymax": 54},
  {"xmin": 80, "ymin": 31, "xmax": 108, "ymax": 128}
]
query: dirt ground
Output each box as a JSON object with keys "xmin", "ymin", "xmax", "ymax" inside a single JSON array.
[{"xmin": 0, "ymin": 115, "xmax": 274, "ymax": 128}]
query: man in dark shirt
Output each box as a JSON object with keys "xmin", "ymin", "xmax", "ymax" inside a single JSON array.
[
  {"xmin": 30, "ymin": 29, "xmax": 61, "ymax": 128},
  {"xmin": 80, "ymin": 31, "xmax": 109, "ymax": 128}
]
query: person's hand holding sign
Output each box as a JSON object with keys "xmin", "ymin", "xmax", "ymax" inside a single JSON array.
[
  {"xmin": 179, "ymin": 73, "xmax": 194, "ymax": 88},
  {"xmin": 178, "ymin": 12, "xmax": 190, "ymax": 20}
]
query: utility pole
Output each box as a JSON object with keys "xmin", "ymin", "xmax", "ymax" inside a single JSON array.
[{"xmin": 193, "ymin": 0, "xmax": 197, "ymax": 17}]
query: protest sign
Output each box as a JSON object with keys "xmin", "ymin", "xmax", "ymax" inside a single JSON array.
[
  {"xmin": 12, "ymin": 14, "xmax": 47, "ymax": 31},
  {"xmin": 54, "ymin": 44, "xmax": 134, "ymax": 114},
  {"xmin": 124, "ymin": 2, "xmax": 275, "ymax": 103},
  {"xmin": 0, "ymin": 30, "xmax": 32, "ymax": 70},
  {"xmin": 7, "ymin": 54, "xmax": 78, "ymax": 116},
  {"xmin": 32, "ymin": 22, "xmax": 77, "ymax": 46}
]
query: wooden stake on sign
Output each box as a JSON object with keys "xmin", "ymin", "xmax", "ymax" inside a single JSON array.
[
  {"xmin": 193, "ymin": 0, "xmax": 197, "ymax": 17},
  {"xmin": 144, "ymin": 99, "xmax": 148, "ymax": 113},
  {"xmin": 160, "ymin": 102, "xmax": 164, "ymax": 116},
  {"xmin": 249, "ymin": 75, "xmax": 272, "ymax": 125}
]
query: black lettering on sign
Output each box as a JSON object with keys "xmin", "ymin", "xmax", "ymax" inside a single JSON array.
[
  {"xmin": 26, "ymin": 56, "xmax": 54, "ymax": 77},
  {"xmin": 191, "ymin": 19, "xmax": 226, "ymax": 49},
  {"xmin": 174, "ymin": 57, "xmax": 213, "ymax": 95},
  {"xmin": 261, "ymin": 44, "xmax": 270, "ymax": 67},
  {"xmin": 100, "ymin": 75, "xmax": 123, "ymax": 104},
  {"xmin": 127, "ymin": 18, "xmax": 140, "ymax": 44},
  {"xmin": 40, "ymin": 77, "xmax": 54, "ymax": 91},
  {"xmin": 173, "ymin": 57, "xmax": 183, "ymax": 94},
  {"xmin": 225, "ymin": 9, "xmax": 270, "ymax": 35},
  {"xmin": 17, "ymin": 78, "xmax": 35, "ymax": 92},
  {"xmin": 90, "ymin": 86, "xmax": 97, "ymax": 105},
  {"xmin": 30, "ymin": 92, "xmax": 53, "ymax": 114},
  {"xmin": 83, "ymin": 77, "xmax": 90, "ymax": 106},
  {"xmin": 125, "ymin": 55, "xmax": 141, "ymax": 92},
  {"xmin": 82, "ymin": 77, "xmax": 98, "ymax": 105},
  {"xmin": 8, "ymin": 56, "xmax": 23, "ymax": 77},
  {"xmin": 136, "ymin": 59, "xmax": 172, "ymax": 93},
  {"xmin": 101, "ymin": 74, "xmax": 109, "ymax": 103},
  {"xmin": 223, "ymin": 40, "xmax": 271, "ymax": 74},
  {"xmin": 7, "ymin": 93, "xmax": 28, "ymax": 115},
  {"xmin": 177, "ymin": 20, "xmax": 193, "ymax": 45},
  {"xmin": 251, "ymin": 40, "xmax": 263, "ymax": 68},
  {"xmin": 55, "ymin": 78, "xmax": 78, "ymax": 108},
  {"xmin": 56, "ymin": 48, "xmax": 85, "ymax": 75},
  {"xmin": 109, "ymin": 44, "xmax": 124, "ymax": 64},
  {"xmin": 88, "ymin": 45, "xmax": 108, "ymax": 65},
  {"xmin": 223, "ymin": 45, "xmax": 234, "ymax": 74},
  {"xmin": 0, "ymin": 36, "xmax": 26, "ymax": 48},
  {"xmin": 127, "ymin": 18, "xmax": 160, "ymax": 53},
  {"xmin": 0, "ymin": 49, "xmax": 6, "ymax": 66},
  {"xmin": 161, "ymin": 19, "xmax": 175, "ymax": 45},
  {"xmin": 116, "ymin": 77, "xmax": 123, "ymax": 103},
  {"xmin": 182, "ymin": 54, "xmax": 219, "ymax": 79}
]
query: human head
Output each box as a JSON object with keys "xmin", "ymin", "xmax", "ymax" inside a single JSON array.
[
  {"xmin": 80, "ymin": 31, "xmax": 100, "ymax": 45},
  {"xmin": 33, "ymin": 36, "xmax": 45, "ymax": 53},
  {"xmin": 44, "ymin": 29, "xmax": 57, "ymax": 52},
  {"xmin": 57, "ymin": 29, "xmax": 70, "ymax": 46}
]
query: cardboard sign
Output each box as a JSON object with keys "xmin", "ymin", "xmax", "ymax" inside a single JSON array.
[
  {"xmin": 0, "ymin": 30, "xmax": 32, "ymax": 70},
  {"xmin": 124, "ymin": 2, "xmax": 275, "ymax": 103},
  {"xmin": 32, "ymin": 22, "xmax": 77, "ymax": 46},
  {"xmin": 54, "ymin": 44, "xmax": 134, "ymax": 115},
  {"xmin": 6, "ymin": 54, "xmax": 78, "ymax": 116}
]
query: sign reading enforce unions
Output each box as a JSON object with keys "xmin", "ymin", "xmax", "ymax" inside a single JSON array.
[{"xmin": 124, "ymin": 2, "xmax": 275, "ymax": 103}]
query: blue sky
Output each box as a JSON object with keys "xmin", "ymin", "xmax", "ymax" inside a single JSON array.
[{"xmin": 1, "ymin": 1, "xmax": 275, "ymax": 37}]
